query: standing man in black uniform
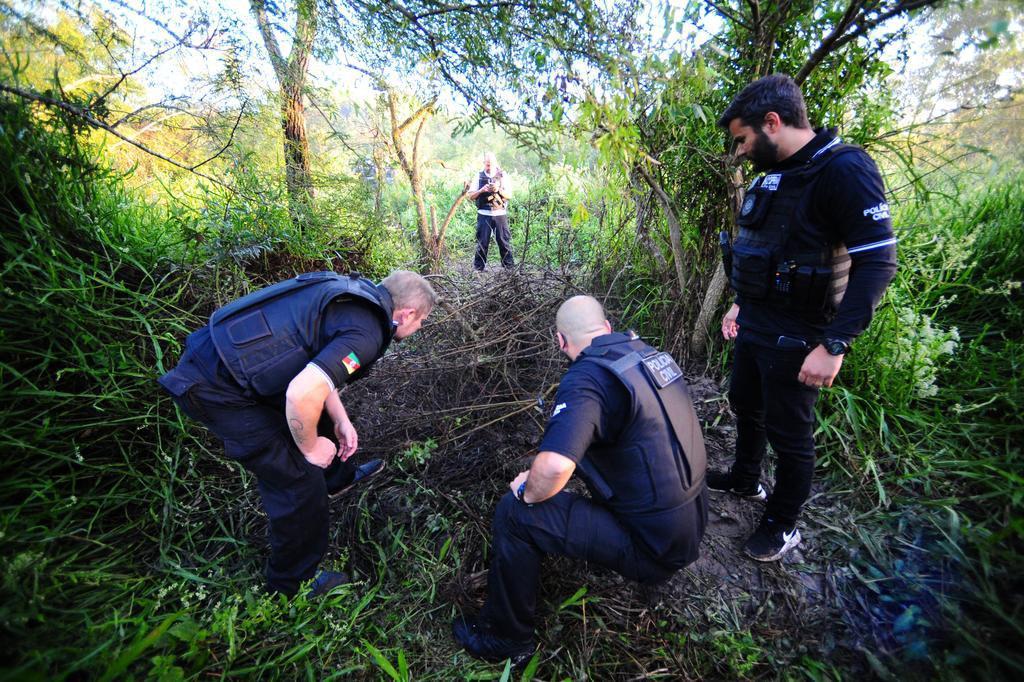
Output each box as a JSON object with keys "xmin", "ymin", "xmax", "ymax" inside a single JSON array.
[
  {"xmin": 158, "ymin": 270, "xmax": 437, "ymax": 596},
  {"xmin": 713, "ymin": 75, "xmax": 898, "ymax": 561},
  {"xmin": 468, "ymin": 151, "xmax": 514, "ymax": 271},
  {"xmin": 453, "ymin": 295, "xmax": 707, "ymax": 663}
]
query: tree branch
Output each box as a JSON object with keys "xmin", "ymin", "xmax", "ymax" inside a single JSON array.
[
  {"xmin": 635, "ymin": 162, "xmax": 687, "ymax": 294},
  {"xmin": 94, "ymin": 22, "xmax": 206, "ymax": 107},
  {"xmin": 704, "ymin": 0, "xmax": 750, "ymax": 31},
  {"xmin": 795, "ymin": 0, "xmax": 940, "ymax": 84},
  {"xmin": 412, "ymin": 0, "xmax": 534, "ymax": 20},
  {"xmin": 396, "ymin": 97, "xmax": 439, "ymax": 136},
  {"xmin": 793, "ymin": 0, "xmax": 866, "ymax": 85},
  {"xmin": 0, "ymin": 83, "xmax": 247, "ymax": 195},
  {"xmin": 251, "ymin": 0, "xmax": 289, "ymax": 84}
]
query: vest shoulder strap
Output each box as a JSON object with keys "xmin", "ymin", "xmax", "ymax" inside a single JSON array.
[{"xmin": 801, "ymin": 141, "xmax": 861, "ymax": 175}]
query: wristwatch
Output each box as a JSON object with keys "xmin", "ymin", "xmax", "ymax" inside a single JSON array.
[
  {"xmin": 824, "ymin": 338, "xmax": 850, "ymax": 356},
  {"xmin": 516, "ymin": 481, "xmax": 533, "ymax": 507}
]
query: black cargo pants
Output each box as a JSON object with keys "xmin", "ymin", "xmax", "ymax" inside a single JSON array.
[
  {"xmin": 160, "ymin": 350, "xmax": 358, "ymax": 596},
  {"xmin": 478, "ymin": 490, "xmax": 704, "ymax": 640},
  {"xmin": 727, "ymin": 330, "xmax": 820, "ymax": 527}
]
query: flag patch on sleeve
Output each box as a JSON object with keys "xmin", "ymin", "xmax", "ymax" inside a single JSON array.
[{"xmin": 341, "ymin": 352, "xmax": 361, "ymax": 374}]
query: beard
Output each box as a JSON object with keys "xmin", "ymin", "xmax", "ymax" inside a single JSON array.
[{"xmin": 748, "ymin": 129, "xmax": 780, "ymax": 172}]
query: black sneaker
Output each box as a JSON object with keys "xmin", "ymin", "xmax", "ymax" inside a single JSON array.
[
  {"xmin": 328, "ymin": 459, "xmax": 386, "ymax": 499},
  {"xmin": 744, "ymin": 517, "xmax": 801, "ymax": 562},
  {"xmin": 307, "ymin": 570, "xmax": 351, "ymax": 597},
  {"xmin": 706, "ymin": 469, "xmax": 767, "ymax": 501},
  {"xmin": 452, "ymin": 615, "xmax": 536, "ymax": 664}
]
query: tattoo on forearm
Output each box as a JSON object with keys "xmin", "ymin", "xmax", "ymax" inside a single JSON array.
[{"xmin": 289, "ymin": 418, "xmax": 306, "ymax": 445}]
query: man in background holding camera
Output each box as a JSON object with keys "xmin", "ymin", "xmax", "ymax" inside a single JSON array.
[
  {"xmin": 468, "ymin": 151, "xmax": 514, "ymax": 271},
  {"xmin": 713, "ymin": 74, "xmax": 898, "ymax": 562}
]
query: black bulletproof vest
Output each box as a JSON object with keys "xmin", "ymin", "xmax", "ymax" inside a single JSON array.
[
  {"xmin": 730, "ymin": 138, "xmax": 859, "ymax": 317},
  {"xmin": 475, "ymin": 170, "xmax": 506, "ymax": 211},
  {"xmin": 575, "ymin": 334, "xmax": 707, "ymax": 516},
  {"xmin": 209, "ymin": 272, "xmax": 394, "ymax": 396}
]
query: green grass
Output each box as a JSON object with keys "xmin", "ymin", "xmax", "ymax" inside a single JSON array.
[{"xmin": 813, "ymin": 169, "xmax": 1024, "ymax": 676}]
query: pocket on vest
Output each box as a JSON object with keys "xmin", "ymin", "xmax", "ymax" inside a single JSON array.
[
  {"xmin": 245, "ymin": 346, "xmax": 310, "ymax": 396},
  {"xmin": 791, "ymin": 264, "xmax": 831, "ymax": 312},
  {"xmin": 225, "ymin": 310, "xmax": 272, "ymax": 345},
  {"xmin": 730, "ymin": 243, "xmax": 774, "ymax": 299}
]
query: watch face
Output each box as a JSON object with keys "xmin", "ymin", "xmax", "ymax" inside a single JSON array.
[{"xmin": 827, "ymin": 340, "xmax": 847, "ymax": 355}]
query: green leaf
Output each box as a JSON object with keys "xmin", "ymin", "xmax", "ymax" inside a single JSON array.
[
  {"xmin": 361, "ymin": 640, "xmax": 402, "ymax": 681},
  {"xmin": 519, "ymin": 651, "xmax": 542, "ymax": 680},
  {"xmin": 557, "ymin": 585, "xmax": 587, "ymax": 611},
  {"xmin": 99, "ymin": 613, "xmax": 180, "ymax": 682}
]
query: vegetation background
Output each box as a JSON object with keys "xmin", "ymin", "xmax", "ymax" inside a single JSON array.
[{"xmin": 0, "ymin": 0, "xmax": 1021, "ymax": 679}]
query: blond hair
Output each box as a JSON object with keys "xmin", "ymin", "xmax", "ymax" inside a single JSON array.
[{"xmin": 381, "ymin": 270, "xmax": 438, "ymax": 315}]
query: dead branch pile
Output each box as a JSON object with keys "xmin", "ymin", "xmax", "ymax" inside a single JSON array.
[
  {"xmin": 343, "ymin": 268, "xmax": 581, "ymax": 487},
  {"xmin": 332, "ymin": 268, "xmax": 586, "ymax": 601}
]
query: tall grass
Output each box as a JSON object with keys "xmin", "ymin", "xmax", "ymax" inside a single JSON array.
[
  {"xmin": 815, "ymin": 169, "xmax": 1024, "ymax": 675},
  {"xmin": 0, "ymin": 101, "xmax": 173, "ymax": 675}
]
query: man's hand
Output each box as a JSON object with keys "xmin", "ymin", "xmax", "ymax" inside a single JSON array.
[
  {"xmin": 303, "ymin": 436, "xmax": 338, "ymax": 468},
  {"xmin": 798, "ymin": 345, "xmax": 844, "ymax": 388},
  {"xmin": 334, "ymin": 419, "xmax": 359, "ymax": 461},
  {"xmin": 509, "ymin": 470, "xmax": 530, "ymax": 497},
  {"xmin": 722, "ymin": 303, "xmax": 740, "ymax": 340}
]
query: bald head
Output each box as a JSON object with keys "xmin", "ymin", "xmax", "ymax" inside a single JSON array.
[{"xmin": 556, "ymin": 296, "xmax": 609, "ymax": 349}]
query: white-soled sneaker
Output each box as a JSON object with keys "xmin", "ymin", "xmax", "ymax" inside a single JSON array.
[
  {"xmin": 744, "ymin": 517, "xmax": 801, "ymax": 562},
  {"xmin": 706, "ymin": 469, "xmax": 767, "ymax": 502}
]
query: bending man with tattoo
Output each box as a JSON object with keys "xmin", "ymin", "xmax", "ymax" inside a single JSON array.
[{"xmin": 159, "ymin": 271, "xmax": 436, "ymax": 596}]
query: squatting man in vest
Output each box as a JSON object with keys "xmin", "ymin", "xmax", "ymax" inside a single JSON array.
[
  {"xmin": 467, "ymin": 151, "xmax": 514, "ymax": 271},
  {"xmin": 158, "ymin": 270, "xmax": 438, "ymax": 596},
  {"xmin": 713, "ymin": 74, "xmax": 897, "ymax": 561},
  {"xmin": 452, "ymin": 295, "xmax": 708, "ymax": 663}
]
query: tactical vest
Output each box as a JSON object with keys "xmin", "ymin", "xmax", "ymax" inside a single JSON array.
[
  {"xmin": 475, "ymin": 170, "xmax": 506, "ymax": 211},
  {"xmin": 725, "ymin": 137, "xmax": 858, "ymax": 319},
  {"xmin": 209, "ymin": 272, "xmax": 395, "ymax": 396},
  {"xmin": 575, "ymin": 334, "xmax": 707, "ymax": 517}
]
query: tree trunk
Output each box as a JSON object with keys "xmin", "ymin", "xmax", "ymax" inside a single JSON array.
[
  {"xmin": 636, "ymin": 163, "xmax": 687, "ymax": 295},
  {"xmin": 689, "ymin": 166, "xmax": 745, "ymax": 355},
  {"xmin": 251, "ymin": 0, "xmax": 317, "ymax": 232},
  {"xmin": 432, "ymin": 182, "xmax": 471, "ymax": 270},
  {"xmin": 282, "ymin": 82, "xmax": 313, "ymax": 225},
  {"xmin": 384, "ymin": 89, "xmax": 438, "ymax": 268},
  {"xmin": 410, "ymin": 162, "xmax": 432, "ymax": 262}
]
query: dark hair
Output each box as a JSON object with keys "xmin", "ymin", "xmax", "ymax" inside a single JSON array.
[{"xmin": 717, "ymin": 74, "xmax": 811, "ymax": 130}]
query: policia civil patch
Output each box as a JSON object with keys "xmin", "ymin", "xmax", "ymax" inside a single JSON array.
[{"xmin": 641, "ymin": 352, "xmax": 683, "ymax": 389}]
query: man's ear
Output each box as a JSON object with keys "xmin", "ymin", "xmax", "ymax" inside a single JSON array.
[
  {"xmin": 556, "ymin": 331, "xmax": 566, "ymax": 351},
  {"xmin": 603, "ymin": 320, "xmax": 612, "ymax": 334},
  {"xmin": 763, "ymin": 111, "xmax": 782, "ymax": 132}
]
